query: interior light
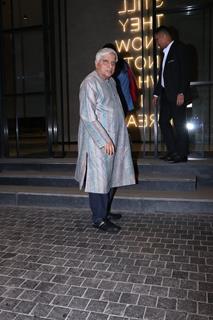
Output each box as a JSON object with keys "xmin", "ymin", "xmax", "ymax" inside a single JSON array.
[{"xmin": 186, "ymin": 122, "xmax": 195, "ymax": 131}]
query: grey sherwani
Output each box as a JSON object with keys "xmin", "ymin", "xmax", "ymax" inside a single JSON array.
[{"xmin": 75, "ymin": 70, "xmax": 136, "ymax": 193}]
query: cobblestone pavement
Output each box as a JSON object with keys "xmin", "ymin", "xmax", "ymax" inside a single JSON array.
[{"xmin": 0, "ymin": 206, "xmax": 213, "ymax": 320}]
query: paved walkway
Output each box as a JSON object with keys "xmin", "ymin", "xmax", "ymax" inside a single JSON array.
[{"xmin": 0, "ymin": 206, "xmax": 213, "ymax": 320}]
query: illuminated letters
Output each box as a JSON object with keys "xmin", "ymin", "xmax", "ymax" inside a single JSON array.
[
  {"xmin": 135, "ymin": 56, "xmax": 142, "ymax": 70},
  {"xmin": 119, "ymin": 0, "xmax": 141, "ymax": 14},
  {"xmin": 130, "ymin": 17, "xmax": 141, "ymax": 32},
  {"xmin": 127, "ymin": 114, "xmax": 138, "ymax": 127},
  {"xmin": 117, "ymin": 0, "xmax": 165, "ymax": 128},
  {"xmin": 118, "ymin": 17, "xmax": 141, "ymax": 33},
  {"xmin": 144, "ymin": 75, "xmax": 154, "ymax": 88},
  {"xmin": 145, "ymin": 36, "xmax": 153, "ymax": 49},
  {"xmin": 118, "ymin": 19, "xmax": 129, "ymax": 32},
  {"xmin": 149, "ymin": 113, "xmax": 155, "ymax": 127},
  {"xmin": 126, "ymin": 113, "xmax": 156, "ymax": 128},
  {"xmin": 132, "ymin": 37, "xmax": 142, "ymax": 51},
  {"xmin": 143, "ymin": 16, "xmax": 152, "ymax": 29},
  {"xmin": 156, "ymin": 0, "xmax": 164, "ymax": 8},
  {"xmin": 156, "ymin": 14, "xmax": 164, "ymax": 26},
  {"xmin": 115, "ymin": 39, "xmax": 131, "ymax": 52},
  {"xmin": 138, "ymin": 114, "xmax": 148, "ymax": 128}
]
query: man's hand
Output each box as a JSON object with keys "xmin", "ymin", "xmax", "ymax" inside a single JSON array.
[
  {"xmin": 177, "ymin": 93, "xmax": 184, "ymax": 106},
  {"xmin": 152, "ymin": 96, "xmax": 158, "ymax": 107},
  {"xmin": 104, "ymin": 141, "xmax": 115, "ymax": 156}
]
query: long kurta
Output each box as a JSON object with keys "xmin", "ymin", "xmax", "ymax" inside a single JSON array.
[{"xmin": 74, "ymin": 70, "xmax": 136, "ymax": 193}]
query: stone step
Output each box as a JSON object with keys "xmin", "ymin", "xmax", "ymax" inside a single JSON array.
[
  {"xmin": 0, "ymin": 170, "xmax": 196, "ymax": 191},
  {"xmin": 0, "ymin": 159, "xmax": 78, "ymax": 172},
  {"xmin": 0, "ymin": 185, "xmax": 212, "ymax": 214},
  {"xmin": 0, "ymin": 158, "xmax": 212, "ymax": 214},
  {"xmin": 0, "ymin": 157, "xmax": 213, "ymax": 177}
]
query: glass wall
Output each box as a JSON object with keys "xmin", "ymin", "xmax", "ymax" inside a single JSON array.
[
  {"xmin": 0, "ymin": 0, "xmax": 77, "ymax": 158},
  {"xmin": 0, "ymin": 0, "xmax": 50, "ymax": 157},
  {"xmin": 0, "ymin": 0, "xmax": 212, "ymax": 158},
  {"xmin": 155, "ymin": 0, "xmax": 213, "ymax": 157}
]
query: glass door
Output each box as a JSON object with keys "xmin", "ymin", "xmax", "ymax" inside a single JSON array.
[
  {"xmin": 0, "ymin": 0, "xmax": 58, "ymax": 157},
  {"xmin": 155, "ymin": 0, "xmax": 213, "ymax": 157}
]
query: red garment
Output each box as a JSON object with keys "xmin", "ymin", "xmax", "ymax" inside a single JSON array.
[{"xmin": 127, "ymin": 66, "xmax": 138, "ymax": 105}]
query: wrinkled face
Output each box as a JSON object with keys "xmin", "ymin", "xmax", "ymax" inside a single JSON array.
[
  {"xmin": 155, "ymin": 32, "xmax": 169, "ymax": 49},
  {"xmin": 95, "ymin": 53, "xmax": 116, "ymax": 79}
]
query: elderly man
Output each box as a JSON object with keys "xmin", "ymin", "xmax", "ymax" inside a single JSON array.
[{"xmin": 75, "ymin": 47, "xmax": 136, "ymax": 232}]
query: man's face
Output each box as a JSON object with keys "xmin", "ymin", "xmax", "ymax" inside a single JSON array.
[
  {"xmin": 155, "ymin": 32, "xmax": 168, "ymax": 49},
  {"xmin": 96, "ymin": 53, "xmax": 116, "ymax": 79}
]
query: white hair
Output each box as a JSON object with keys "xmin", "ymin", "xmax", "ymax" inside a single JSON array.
[{"xmin": 95, "ymin": 48, "xmax": 118, "ymax": 64}]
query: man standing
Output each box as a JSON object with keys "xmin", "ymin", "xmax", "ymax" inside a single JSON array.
[
  {"xmin": 153, "ymin": 26, "xmax": 190, "ymax": 163},
  {"xmin": 75, "ymin": 48, "xmax": 136, "ymax": 232}
]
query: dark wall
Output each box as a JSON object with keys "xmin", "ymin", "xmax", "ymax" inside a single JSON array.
[{"xmin": 67, "ymin": 0, "xmax": 121, "ymax": 141}]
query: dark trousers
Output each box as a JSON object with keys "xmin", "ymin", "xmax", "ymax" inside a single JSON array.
[
  {"xmin": 159, "ymin": 91, "xmax": 188, "ymax": 157},
  {"xmin": 88, "ymin": 188, "xmax": 115, "ymax": 224}
]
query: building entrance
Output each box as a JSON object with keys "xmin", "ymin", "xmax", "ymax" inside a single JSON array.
[{"xmin": 0, "ymin": 0, "xmax": 212, "ymax": 158}]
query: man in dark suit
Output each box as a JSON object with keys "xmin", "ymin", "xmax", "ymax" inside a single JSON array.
[{"xmin": 153, "ymin": 26, "xmax": 190, "ymax": 163}]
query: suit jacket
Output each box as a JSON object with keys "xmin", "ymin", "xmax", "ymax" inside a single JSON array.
[{"xmin": 154, "ymin": 41, "xmax": 191, "ymax": 103}]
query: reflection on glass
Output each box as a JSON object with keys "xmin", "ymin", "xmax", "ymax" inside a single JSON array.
[
  {"xmin": 12, "ymin": 0, "xmax": 42, "ymax": 28},
  {"xmin": 156, "ymin": 1, "xmax": 212, "ymax": 155}
]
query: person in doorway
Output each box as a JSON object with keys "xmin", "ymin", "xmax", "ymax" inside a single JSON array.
[
  {"xmin": 75, "ymin": 47, "xmax": 136, "ymax": 232},
  {"xmin": 153, "ymin": 26, "xmax": 190, "ymax": 163},
  {"xmin": 103, "ymin": 43, "xmax": 138, "ymax": 117}
]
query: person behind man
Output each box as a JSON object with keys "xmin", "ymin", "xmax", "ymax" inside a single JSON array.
[
  {"xmin": 75, "ymin": 48, "xmax": 136, "ymax": 232},
  {"xmin": 103, "ymin": 43, "xmax": 138, "ymax": 117},
  {"xmin": 153, "ymin": 26, "xmax": 190, "ymax": 163}
]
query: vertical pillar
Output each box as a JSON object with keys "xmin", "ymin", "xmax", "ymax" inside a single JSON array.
[
  {"xmin": 42, "ymin": 0, "xmax": 53, "ymax": 156},
  {"xmin": 0, "ymin": 1, "xmax": 9, "ymax": 157},
  {"xmin": 152, "ymin": 0, "xmax": 159, "ymax": 158}
]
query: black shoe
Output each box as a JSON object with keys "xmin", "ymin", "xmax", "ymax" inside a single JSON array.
[
  {"xmin": 93, "ymin": 220, "xmax": 121, "ymax": 233},
  {"xmin": 105, "ymin": 218, "xmax": 121, "ymax": 230},
  {"xmin": 166, "ymin": 153, "xmax": 178, "ymax": 161},
  {"xmin": 107, "ymin": 213, "xmax": 122, "ymax": 220},
  {"xmin": 171, "ymin": 155, "xmax": 188, "ymax": 163},
  {"xmin": 159, "ymin": 152, "xmax": 173, "ymax": 160}
]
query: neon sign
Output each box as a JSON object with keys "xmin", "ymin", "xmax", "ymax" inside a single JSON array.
[{"xmin": 115, "ymin": 0, "xmax": 164, "ymax": 128}]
